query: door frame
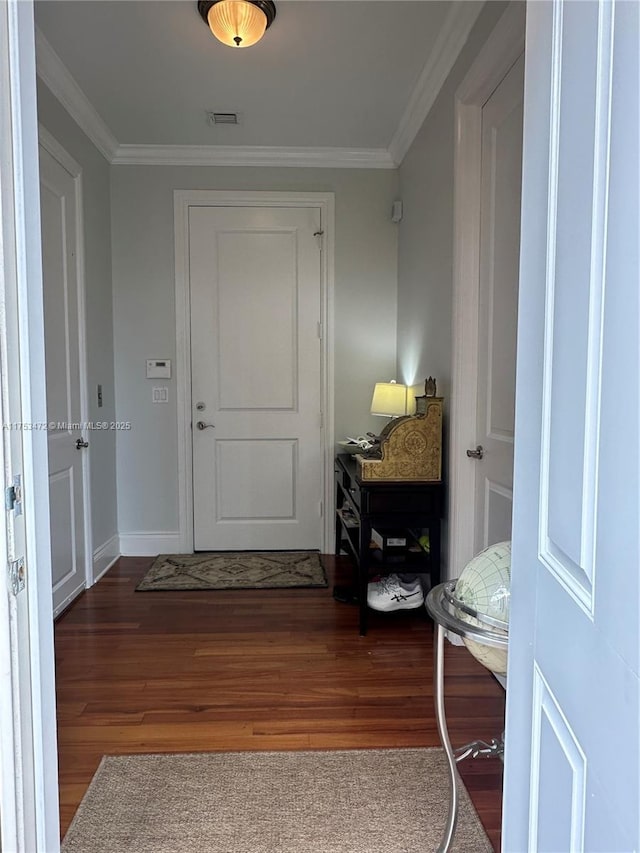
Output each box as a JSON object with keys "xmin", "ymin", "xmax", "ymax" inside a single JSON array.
[
  {"xmin": 174, "ymin": 190, "xmax": 335, "ymax": 554},
  {"xmin": 0, "ymin": 1, "xmax": 60, "ymax": 848},
  {"xmin": 38, "ymin": 126, "xmax": 94, "ymax": 612},
  {"xmin": 448, "ymin": 1, "xmax": 526, "ymax": 579}
]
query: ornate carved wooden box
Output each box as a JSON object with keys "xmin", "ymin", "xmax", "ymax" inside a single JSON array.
[{"xmin": 356, "ymin": 398, "xmax": 443, "ymax": 482}]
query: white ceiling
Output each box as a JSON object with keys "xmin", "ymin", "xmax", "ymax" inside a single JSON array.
[{"xmin": 34, "ymin": 0, "xmax": 481, "ymax": 163}]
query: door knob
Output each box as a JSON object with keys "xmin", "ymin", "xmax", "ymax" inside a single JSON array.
[
  {"xmin": 466, "ymin": 445, "xmax": 484, "ymax": 460},
  {"xmin": 75, "ymin": 438, "xmax": 89, "ymax": 449},
  {"xmin": 196, "ymin": 421, "xmax": 215, "ymax": 430}
]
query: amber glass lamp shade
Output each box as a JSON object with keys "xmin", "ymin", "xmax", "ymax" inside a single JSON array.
[{"xmin": 200, "ymin": 0, "xmax": 275, "ymax": 48}]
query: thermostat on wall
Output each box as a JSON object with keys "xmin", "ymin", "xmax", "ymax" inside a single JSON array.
[{"xmin": 146, "ymin": 359, "xmax": 171, "ymax": 379}]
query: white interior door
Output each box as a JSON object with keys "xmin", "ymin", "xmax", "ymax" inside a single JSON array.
[
  {"xmin": 189, "ymin": 205, "xmax": 322, "ymax": 551},
  {"xmin": 503, "ymin": 0, "xmax": 639, "ymax": 849},
  {"xmin": 473, "ymin": 53, "xmax": 524, "ymax": 552},
  {"xmin": 39, "ymin": 144, "xmax": 88, "ymax": 616}
]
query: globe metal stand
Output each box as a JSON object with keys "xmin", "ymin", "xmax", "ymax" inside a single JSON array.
[{"xmin": 426, "ymin": 581, "xmax": 509, "ymax": 853}]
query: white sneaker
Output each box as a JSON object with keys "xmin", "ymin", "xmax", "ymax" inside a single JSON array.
[{"xmin": 367, "ymin": 575, "xmax": 425, "ymax": 612}]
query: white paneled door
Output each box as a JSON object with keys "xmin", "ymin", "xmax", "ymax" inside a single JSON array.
[
  {"xmin": 474, "ymin": 53, "xmax": 524, "ymax": 552},
  {"xmin": 189, "ymin": 205, "xmax": 323, "ymax": 550},
  {"xmin": 39, "ymin": 144, "xmax": 88, "ymax": 616},
  {"xmin": 503, "ymin": 1, "xmax": 639, "ymax": 850}
]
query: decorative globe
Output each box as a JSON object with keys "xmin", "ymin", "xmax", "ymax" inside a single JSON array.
[{"xmin": 455, "ymin": 541, "xmax": 511, "ymax": 676}]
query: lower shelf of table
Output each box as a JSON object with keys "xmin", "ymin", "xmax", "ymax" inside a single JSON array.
[{"xmin": 336, "ymin": 543, "xmax": 434, "ymax": 577}]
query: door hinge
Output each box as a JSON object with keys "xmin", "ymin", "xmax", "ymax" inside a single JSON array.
[
  {"xmin": 317, "ymin": 322, "xmax": 323, "ymax": 339},
  {"xmin": 8, "ymin": 557, "xmax": 25, "ymax": 596},
  {"xmin": 318, "ymin": 501, "xmax": 323, "ymax": 517}
]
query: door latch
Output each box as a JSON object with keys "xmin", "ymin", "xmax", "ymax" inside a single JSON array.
[
  {"xmin": 4, "ymin": 485, "xmax": 15, "ymax": 511},
  {"xmin": 5, "ymin": 474, "xmax": 22, "ymax": 515},
  {"xmin": 75, "ymin": 438, "xmax": 89, "ymax": 449},
  {"xmin": 466, "ymin": 445, "xmax": 484, "ymax": 460}
]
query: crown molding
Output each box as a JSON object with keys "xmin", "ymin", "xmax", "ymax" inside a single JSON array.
[
  {"xmin": 35, "ymin": 28, "xmax": 118, "ymax": 163},
  {"xmin": 388, "ymin": 1, "xmax": 483, "ymax": 166},
  {"xmin": 35, "ymin": 1, "xmax": 482, "ymax": 171},
  {"xmin": 112, "ymin": 144, "xmax": 396, "ymax": 169}
]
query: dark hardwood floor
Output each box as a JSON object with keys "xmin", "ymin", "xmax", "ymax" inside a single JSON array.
[{"xmin": 55, "ymin": 556, "xmax": 505, "ymax": 849}]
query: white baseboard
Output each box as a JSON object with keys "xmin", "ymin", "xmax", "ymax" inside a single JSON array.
[
  {"xmin": 119, "ymin": 532, "xmax": 181, "ymax": 556},
  {"xmin": 92, "ymin": 534, "xmax": 120, "ymax": 584}
]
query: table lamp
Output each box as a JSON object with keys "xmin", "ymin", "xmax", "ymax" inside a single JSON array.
[{"xmin": 370, "ymin": 381, "xmax": 407, "ymax": 418}]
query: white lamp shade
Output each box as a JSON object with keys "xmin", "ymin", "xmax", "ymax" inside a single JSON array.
[
  {"xmin": 370, "ymin": 382, "xmax": 407, "ymax": 417},
  {"xmin": 207, "ymin": 0, "xmax": 267, "ymax": 48}
]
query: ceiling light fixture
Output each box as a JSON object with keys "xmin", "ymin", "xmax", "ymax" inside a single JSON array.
[{"xmin": 197, "ymin": 0, "xmax": 276, "ymax": 49}]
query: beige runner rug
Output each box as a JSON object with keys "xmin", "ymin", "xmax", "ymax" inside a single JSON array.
[{"xmin": 61, "ymin": 748, "xmax": 492, "ymax": 853}]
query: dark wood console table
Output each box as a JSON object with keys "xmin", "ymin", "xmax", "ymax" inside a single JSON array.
[{"xmin": 334, "ymin": 453, "xmax": 444, "ymax": 635}]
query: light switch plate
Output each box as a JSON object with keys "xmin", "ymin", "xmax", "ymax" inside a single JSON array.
[{"xmin": 152, "ymin": 387, "xmax": 169, "ymax": 404}]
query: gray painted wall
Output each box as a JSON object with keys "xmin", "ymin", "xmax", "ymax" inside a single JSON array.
[
  {"xmin": 396, "ymin": 1, "xmax": 508, "ymax": 399},
  {"xmin": 396, "ymin": 1, "xmax": 509, "ymax": 570},
  {"xmin": 110, "ymin": 166, "xmax": 399, "ymax": 536},
  {"xmin": 36, "ymin": 81, "xmax": 118, "ymax": 557}
]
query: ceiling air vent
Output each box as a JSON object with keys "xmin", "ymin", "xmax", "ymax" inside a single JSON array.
[{"xmin": 207, "ymin": 111, "xmax": 240, "ymax": 126}]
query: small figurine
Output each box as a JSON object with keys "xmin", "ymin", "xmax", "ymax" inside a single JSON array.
[{"xmin": 425, "ymin": 376, "xmax": 437, "ymax": 397}]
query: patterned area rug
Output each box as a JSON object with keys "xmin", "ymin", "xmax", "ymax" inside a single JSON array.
[
  {"xmin": 136, "ymin": 551, "xmax": 327, "ymax": 591},
  {"xmin": 61, "ymin": 749, "xmax": 492, "ymax": 853}
]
